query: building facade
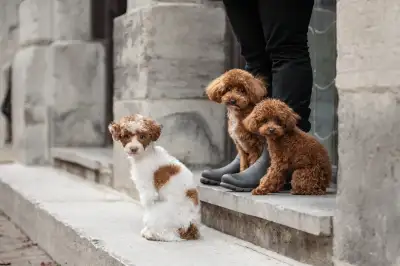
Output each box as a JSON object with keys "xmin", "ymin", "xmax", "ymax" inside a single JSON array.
[{"xmin": 0, "ymin": 0, "xmax": 398, "ymax": 265}]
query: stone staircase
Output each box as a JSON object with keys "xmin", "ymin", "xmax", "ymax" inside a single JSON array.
[
  {"xmin": 0, "ymin": 162, "xmax": 310, "ymax": 266},
  {"xmin": 48, "ymin": 147, "xmax": 335, "ymax": 266}
]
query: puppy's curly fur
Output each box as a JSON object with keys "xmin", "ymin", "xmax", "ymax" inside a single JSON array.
[
  {"xmin": 243, "ymin": 99, "xmax": 332, "ymax": 195},
  {"xmin": 205, "ymin": 69, "xmax": 267, "ymax": 171}
]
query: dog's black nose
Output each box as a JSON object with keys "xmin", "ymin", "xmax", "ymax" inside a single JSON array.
[
  {"xmin": 268, "ymin": 128, "xmax": 275, "ymax": 133},
  {"xmin": 130, "ymin": 147, "xmax": 138, "ymax": 153}
]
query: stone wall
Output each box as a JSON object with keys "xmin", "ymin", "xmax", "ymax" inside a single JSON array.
[
  {"xmin": 0, "ymin": 1, "xmax": 22, "ymax": 147},
  {"xmin": 334, "ymin": 1, "xmax": 400, "ymax": 266},
  {"xmin": 9, "ymin": 0, "xmax": 107, "ymax": 164},
  {"xmin": 113, "ymin": 1, "xmax": 228, "ymax": 198}
]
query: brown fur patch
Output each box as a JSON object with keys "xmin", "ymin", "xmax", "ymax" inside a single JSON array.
[
  {"xmin": 243, "ymin": 99, "xmax": 332, "ymax": 196},
  {"xmin": 153, "ymin": 164, "xmax": 181, "ymax": 190},
  {"xmin": 178, "ymin": 223, "xmax": 200, "ymax": 240},
  {"xmin": 186, "ymin": 189, "xmax": 199, "ymax": 206}
]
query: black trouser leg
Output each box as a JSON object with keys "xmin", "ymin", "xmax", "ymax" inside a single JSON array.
[
  {"xmin": 223, "ymin": 0, "xmax": 272, "ymax": 95},
  {"xmin": 223, "ymin": 0, "xmax": 313, "ymax": 132},
  {"xmin": 258, "ymin": 0, "xmax": 314, "ymax": 132}
]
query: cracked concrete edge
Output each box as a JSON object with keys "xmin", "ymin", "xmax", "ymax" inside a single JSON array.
[
  {"xmin": 0, "ymin": 179, "xmax": 128, "ymax": 266},
  {"xmin": 198, "ymin": 184, "xmax": 334, "ymax": 236}
]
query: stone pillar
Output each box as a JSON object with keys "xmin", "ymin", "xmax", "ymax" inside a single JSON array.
[
  {"xmin": 113, "ymin": 2, "xmax": 227, "ymax": 198},
  {"xmin": 12, "ymin": 0, "xmax": 107, "ymax": 164},
  {"xmin": 334, "ymin": 1, "xmax": 400, "ymax": 266},
  {"xmin": 0, "ymin": 64, "xmax": 11, "ymax": 148},
  {"xmin": 0, "ymin": 0, "xmax": 22, "ymax": 147}
]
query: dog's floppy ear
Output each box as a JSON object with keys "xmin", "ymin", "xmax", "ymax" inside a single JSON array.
[
  {"xmin": 108, "ymin": 122, "xmax": 122, "ymax": 141},
  {"xmin": 246, "ymin": 76, "xmax": 267, "ymax": 104},
  {"xmin": 242, "ymin": 113, "xmax": 260, "ymax": 133},
  {"xmin": 284, "ymin": 107, "xmax": 301, "ymax": 131},
  {"xmin": 205, "ymin": 75, "xmax": 228, "ymax": 103},
  {"xmin": 144, "ymin": 119, "xmax": 162, "ymax": 142}
]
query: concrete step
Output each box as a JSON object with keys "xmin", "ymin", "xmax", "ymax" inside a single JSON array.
[
  {"xmin": 51, "ymin": 147, "xmax": 113, "ymax": 186},
  {"xmin": 49, "ymin": 147, "xmax": 335, "ymax": 265},
  {"xmin": 0, "ymin": 163, "xmax": 309, "ymax": 266}
]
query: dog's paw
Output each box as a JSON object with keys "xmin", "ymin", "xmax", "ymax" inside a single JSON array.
[
  {"xmin": 251, "ymin": 187, "xmax": 268, "ymax": 195},
  {"xmin": 140, "ymin": 227, "xmax": 157, "ymax": 241}
]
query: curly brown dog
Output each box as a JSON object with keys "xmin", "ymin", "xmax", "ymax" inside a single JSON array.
[
  {"xmin": 243, "ymin": 99, "xmax": 332, "ymax": 195},
  {"xmin": 205, "ymin": 69, "xmax": 267, "ymax": 172}
]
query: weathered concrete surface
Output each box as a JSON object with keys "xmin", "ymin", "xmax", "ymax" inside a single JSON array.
[
  {"xmin": 202, "ymin": 202, "xmax": 332, "ymax": 266},
  {"xmin": 113, "ymin": 3, "xmax": 227, "ymax": 198},
  {"xmin": 0, "ymin": 211, "xmax": 56, "ymax": 266},
  {"xmin": 52, "ymin": 0, "xmax": 91, "ymax": 41},
  {"xmin": 51, "ymin": 147, "xmax": 113, "ymax": 186},
  {"xmin": 198, "ymin": 180, "xmax": 335, "ymax": 266},
  {"xmin": 0, "ymin": 0, "xmax": 22, "ymax": 66},
  {"xmin": 0, "ymin": 64, "xmax": 11, "ymax": 148},
  {"xmin": 198, "ymin": 184, "xmax": 335, "ymax": 236},
  {"xmin": 0, "ymin": 163, "xmax": 309, "ymax": 266},
  {"xmin": 47, "ymin": 41, "xmax": 106, "ymax": 146},
  {"xmin": 334, "ymin": 1, "xmax": 400, "ymax": 266},
  {"xmin": 19, "ymin": 0, "xmax": 53, "ymax": 46},
  {"xmin": 114, "ymin": 3, "xmax": 225, "ymax": 100},
  {"xmin": 12, "ymin": 46, "xmax": 50, "ymax": 165}
]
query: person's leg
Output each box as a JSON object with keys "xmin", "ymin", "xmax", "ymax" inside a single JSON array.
[
  {"xmin": 223, "ymin": 0, "xmax": 273, "ymax": 91},
  {"xmin": 220, "ymin": 0, "xmax": 314, "ymax": 191},
  {"xmin": 258, "ymin": 0, "xmax": 314, "ymax": 132},
  {"xmin": 201, "ymin": 0, "xmax": 271, "ymax": 186}
]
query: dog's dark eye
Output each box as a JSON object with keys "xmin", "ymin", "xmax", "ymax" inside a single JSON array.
[
  {"xmin": 275, "ymin": 118, "xmax": 282, "ymax": 125},
  {"xmin": 139, "ymin": 134, "xmax": 145, "ymax": 140},
  {"xmin": 238, "ymin": 87, "xmax": 245, "ymax": 93}
]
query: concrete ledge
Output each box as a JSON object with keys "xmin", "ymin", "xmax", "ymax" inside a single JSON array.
[
  {"xmin": 197, "ymin": 183, "xmax": 335, "ymax": 236},
  {"xmin": 51, "ymin": 147, "xmax": 113, "ymax": 172},
  {"xmin": 0, "ymin": 163, "xmax": 309, "ymax": 266},
  {"xmin": 51, "ymin": 147, "xmax": 113, "ymax": 186}
]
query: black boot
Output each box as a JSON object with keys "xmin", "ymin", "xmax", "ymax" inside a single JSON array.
[
  {"xmin": 221, "ymin": 146, "xmax": 293, "ymax": 192},
  {"xmin": 200, "ymin": 155, "xmax": 240, "ymax": 186},
  {"xmin": 220, "ymin": 147, "xmax": 270, "ymax": 192}
]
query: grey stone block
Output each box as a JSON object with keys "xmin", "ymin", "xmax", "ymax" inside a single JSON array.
[
  {"xmin": 12, "ymin": 46, "xmax": 51, "ymax": 165},
  {"xmin": 112, "ymin": 99, "xmax": 227, "ymax": 199},
  {"xmin": 113, "ymin": 3, "xmax": 226, "ymax": 100},
  {"xmin": 335, "ymin": 89, "xmax": 400, "ymax": 266},
  {"xmin": 47, "ymin": 41, "xmax": 106, "ymax": 146},
  {"xmin": 19, "ymin": 0, "xmax": 53, "ymax": 46},
  {"xmin": 0, "ymin": 0, "xmax": 22, "ymax": 67},
  {"xmin": 53, "ymin": 0, "xmax": 91, "ymax": 41},
  {"xmin": 0, "ymin": 64, "xmax": 11, "ymax": 148},
  {"xmin": 202, "ymin": 202, "xmax": 333, "ymax": 266}
]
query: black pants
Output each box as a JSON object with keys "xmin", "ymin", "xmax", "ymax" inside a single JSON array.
[{"xmin": 223, "ymin": 0, "xmax": 314, "ymax": 132}]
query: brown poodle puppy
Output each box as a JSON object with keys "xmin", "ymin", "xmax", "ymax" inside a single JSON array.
[
  {"xmin": 243, "ymin": 99, "xmax": 332, "ymax": 195},
  {"xmin": 206, "ymin": 69, "xmax": 267, "ymax": 172}
]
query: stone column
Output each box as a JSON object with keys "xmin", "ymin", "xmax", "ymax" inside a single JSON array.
[
  {"xmin": 113, "ymin": 2, "xmax": 227, "ymax": 198},
  {"xmin": 0, "ymin": 0, "xmax": 22, "ymax": 148},
  {"xmin": 12, "ymin": 0, "xmax": 106, "ymax": 164},
  {"xmin": 334, "ymin": 1, "xmax": 400, "ymax": 266}
]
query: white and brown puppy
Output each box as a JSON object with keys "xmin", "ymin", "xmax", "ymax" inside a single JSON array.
[{"xmin": 109, "ymin": 114, "xmax": 200, "ymax": 242}]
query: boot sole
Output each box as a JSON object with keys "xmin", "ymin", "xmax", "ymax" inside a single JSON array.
[
  {"xmin": 220, "ymin": 182, "xmax": 254, "ymax": 192},
  {"xmin": 200, "ymin": 177, "xmax": 220, "ymax": 186}
]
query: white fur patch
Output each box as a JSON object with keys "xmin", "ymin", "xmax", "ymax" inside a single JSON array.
[
  {"xmin": 127, "ymin": 145, "xmax": 200, "ymax": 242},
  {"xmin": 125, "ymin": 120, "xmax": 145, "ymax": 133}
]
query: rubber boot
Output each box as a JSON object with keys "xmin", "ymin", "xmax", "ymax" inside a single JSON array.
[
  {"xmin": 200, "ymin": 155, "xmax": 240, "ymax": 186},
  {"xmin": 220, "ymin": 146, "xmax": 270, "ymax": 192}
]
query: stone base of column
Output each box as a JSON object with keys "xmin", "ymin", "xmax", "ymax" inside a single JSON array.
[
  {"xmin": 113, "ymin": 3, "xmax": 227, "ymax": 198},
  {"xmin": 11, "ymin": 41, "xmax": 106, "ymax": 165}
]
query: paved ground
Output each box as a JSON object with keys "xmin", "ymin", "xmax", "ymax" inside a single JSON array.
[{"xmin": 0, "ymin": 212, "xmax": 57, "ymax": 266}]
